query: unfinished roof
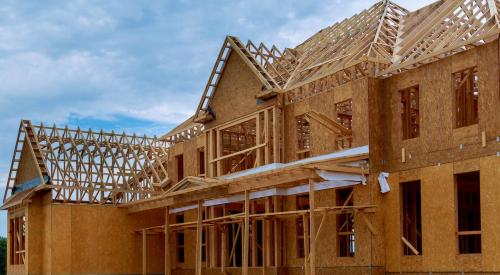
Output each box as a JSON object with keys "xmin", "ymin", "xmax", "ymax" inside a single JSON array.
[
  {"xmin": 2, "ymin": 120, "xmax": 171, "ymax": 207},
  {"xmin": 161, "ymin": 115, "xmax": 204, "ymax": 144},
  {"xmin": 193, "ymin": 0, "xmax": 500, "ymax": 113}
]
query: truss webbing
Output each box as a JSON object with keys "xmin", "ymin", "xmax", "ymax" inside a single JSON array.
[
  {"xmin": 381, "ymin": 0, "xmax": 500, "ymax": 75},
  {"xmin": 194, "ymin": 36, "xmax": 282, "ymax": 123},
  {"xmin": 3, "ymin": 120, "xmax": 170, "ymax": 205}
]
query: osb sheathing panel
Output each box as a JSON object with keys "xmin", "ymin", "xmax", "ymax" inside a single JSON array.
[
  {"xmin": 205, "ymin": 52, "xmax": 276, "ymax": 130},
  {"xmin": 45, "ymin": 204, "xmax": 165, "ymax": 274},
  {"xmin": 478, "ymin": 40, "xmax": 500, "ymax": 140},
  {"xmin": 283, "ymin": 78, "xmax": 369, "ymax": 162},
  {"xmin": 8, "ymin": 265, "xmax": 23, "ymax": 275},
  {"xmin": 385, "ymin": 157, "xmax": 500, "ymax": 273},
  {"xmin": 479, "ymin": 155, "xmax": 500, "ymax": 270},
  {"xmin": 283, "ymin": 266, "xmax": 385, "ymax": 275},
  {"xmin": 50, "ymin": 204, "xmax": 71, "ymax": 274},
  {"xmin": 168, "ymin": 136, "xmax": 204, "ymax": 184},
  {"xmin": 367, "ymin": 77, "xmax": 388, "ymax": 173},
  {"xmin": 27, "ymin": 192, "xmax": 52, "ymax": 275},
  {"xmin": 383, "ymin": 40, "xmax": 500, "ymax": 172},
  {"xmin": 15, "ymin": 139, "xmax": 39, "ymax": 185}
]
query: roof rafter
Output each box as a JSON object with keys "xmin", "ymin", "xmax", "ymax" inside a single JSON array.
[{"xmin": 2, "ymin": 120, "xmax": 171, "ymax": 206}]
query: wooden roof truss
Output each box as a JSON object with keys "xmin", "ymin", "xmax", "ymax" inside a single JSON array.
[
  {"xmin": 3, "ymin": 120, "xmax": 171, "ymax": 205},
  {"xmin": 381, "ymin": 0, "xmax": 500, "ymax": 76},
  {"xmin": 194, "ymin": 36, "xmax": 282, "ymax": 123},
  {"xmin": 163, "ymin": 123, "xmax": 204, "ymax": 144},
  {"xmin": 284, "ymin": 1, "xmax": 408, "ymax": 90}
]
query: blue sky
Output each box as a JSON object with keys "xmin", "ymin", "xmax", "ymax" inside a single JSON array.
[{"xmin": 0, "ymin": 0, "xmax": 435, "ymax": 236}]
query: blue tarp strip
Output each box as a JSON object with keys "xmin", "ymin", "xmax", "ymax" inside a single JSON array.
[{"xmin": 12, "ymin": 175, "xmax": 49, "ymax": 194}]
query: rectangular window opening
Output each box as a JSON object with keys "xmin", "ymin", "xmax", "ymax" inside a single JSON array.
[
  {"xmin": 221, "ymin": 119, "xmax": 257, "ymax": 175},
  {"xmin": 454, "ymin": 67, "xmax": 479, "ymax": 128},
  {"xmin": 9, "ymin": 215, "xmax": 25, "ymax": 265},
  {"xmin": 176, "ymin": 154, "xmax": 184, "ymax": 182},
  {"xmin": 226, "ymin": 203, "xmax": 244, "ymax": 267},
  {"xmin": 401, "ymin": 181, "xmax": 422, "ymax": 256},
  {"xmin": 336, "ymin": 187, "xmax": 355, "ymax": 257},
  {"xmin": 456, "ymin": 171, "xmax": 481, "ymax": 254},
  {"xmin": 202, "ymin": 210, "xmax": 207, "ymax": 262},
  {"xmin": 198, "ymin": 147, "xmax": 205, "ymax": 177},
  {"xmin": 176, "ymin": 214, "xmax": 185, "ymax": 263},
  {"xmin": 296, "ymin": 115, "xmax": 311, "ymax": 160},
  {"xmin": 335, "ymin": 99, "xmax": 353, "ymax": 149},
  {"xmin": 400, "ymin": 86, "xmax": 420, "ymax": 140},
  {"xmin": 295, "ymin": 195, "xmax": 310, "ymax": 258}
]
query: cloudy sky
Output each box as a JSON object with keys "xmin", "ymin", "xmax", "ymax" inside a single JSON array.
[{"xmin": 0, "ymin": 0, "xmax": 436, "ymax": 236}]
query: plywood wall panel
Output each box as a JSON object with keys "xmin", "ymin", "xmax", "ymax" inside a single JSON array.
[
  {"xmin": 420, "ymin": 164, "xmax": 455, "ymax": 271},
  {"xmin": 51, "ymin": 205, "xmax": 72, "ymax": 274},
  {"xmin": 479, "ymin": 155, "xmax": 500, "ymax": 270},
  {"xmin": 383, "ymin": 172, "xmax": 402, "ymax": 272},
  {"xmin": 15, "ymin": 140, "xmax": 39, "ymax": 185},
  {"xmin": 205, "ymin": 52, "xmax": 276, "ymax": 129},
  {"xmin": 478, "ymin": 41, "xmax": 500, "ymax": 140},
  {"xmin": 351, "ymin": 78, "xmax": 369, "ymax": 147}
]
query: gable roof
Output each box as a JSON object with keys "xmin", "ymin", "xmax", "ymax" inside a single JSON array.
[
  {"xmin": 194, "ymin": 36, "xmax": 282, "ymax": 123},
  {"xmin": 2, "ymin": 120, "xmax": 170, "ymax": 208},
  {"xmin": 165, "ymin": 176, "xmax": 220, "ymax": 194},
  {"xmin": 381, "ymin": 0, "xmax": 500, "ymax": 75},
  {"xmin": 190, "ymin": 0, "xmax": 500, "ymax": 115},
  {"xmin": 160, "ymin": 115, "xmax": 204, "ymax": 144},
  {"xmin": 284, "ymin": 0, "xmax": 408, "ymax": 89}
]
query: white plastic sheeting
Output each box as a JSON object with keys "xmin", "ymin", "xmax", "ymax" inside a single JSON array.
[
  {"xmin": 170, "ymin": 170, "xmax": 366, "ymax": 213},
  {"xmin": 378, "ymin": 172, "xmax": 390, "ymax": 193},
  {"xmin": 169, "ymin": 145, "xmax": 369, "ymax": 214},
  {"xmin": 218, "ymin": 145, "xmax": 369, "ymax": 181}
]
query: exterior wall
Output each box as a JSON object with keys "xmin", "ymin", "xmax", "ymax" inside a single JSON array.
[
  {"xmin": 204, "ymin": 52, "xmax": 277, "ymax": 130},
  {"xmin": 15, "ymin": 139, "xmax": 40, "ymax": 185},
  {"xmin": 284, "ymin": 77, "xmax": 370, "ymax": 162},
  {"xmin": 380, "ymin": 40, "xmax": 500, "ymax": 273},
  {"xmin": 24, "ymin": 193, "xmax": 166, "ymax": 275},
  {"xmin": 168, "ymin": 135, "xmax": 205, "ymax": 185},
  {"xmin": 384, "ymin": 156, "xmax": 500, "ymax": 273},
  {"xmin": 382, "ymin": 41, "xmax": 500, "ymax": 173}
]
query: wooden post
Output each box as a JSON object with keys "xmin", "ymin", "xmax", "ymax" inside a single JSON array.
[
  {"xmin": 256, "ymin": 113, "xmax": 261, "ymax": 166},
  {"xmin": 142, "ymin": 229, "xmax": 147, "ymax": 275},
  {"xmin": 303, "ymin": 214, "xmax": 310, "ymax": 275},
  {"xmin": 221, "ymin": 206, "xmax": 227, "ymax": 274},
  {"xmin": 251, "ymin": 201, "xmax": 257, "ymax": 267},
  {"xmin": 273, "ymin": 196, "xmax": 282, "ymax": 267},
  {"xmin": 206, "ymin": 131, "xmax": 212, "ymax": 177},
  {"xmin": 216, "ymin": 130, "xmax": 222, "ymax": 176},
  {"xmin": 243, "ymin": 190, "xmax": 250, "ymax": 275},
  {"xmin": 263, "ymin": 197, "xmax": 271, "ymax": 275},
  {"xmin": 309, "ymin": 179, "xmax": 316, "ymax": 275},
  {"xmin": 209, "ymin": 207, "xmax": 217, "ymax": 268},
  {"xmin": 196, "ymin": 201, "xmax": 203, "ymax": 275},
  {"xmin": 272, "ymin": 107, "xmax": 279, "ymax": 163},
  {"xmin": 165, "ymin": 207, "xmax": 171, "ymax": 275}
]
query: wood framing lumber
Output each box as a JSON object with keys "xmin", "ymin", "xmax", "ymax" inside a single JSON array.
[
  {"xmin": 309, "ymin": 179, "xmax": 316, "ymax": 275},
  {"xmin": 142, "ymin": 229, "xmax": 147, "ymax": 275},
  {"xmin": 164, "ymin": 207, "xmax": 171, "ymax": 275},
  {"xmin": 196, "ymin": 201, "xmax": 203, "ymax": 275},
  {"xmin": 401, "ymin": 236, "xmax": 420, "ymax": 255},
  {"xmin": 243, "ymin": 190, "xmax": 250, "ymax": 275}
]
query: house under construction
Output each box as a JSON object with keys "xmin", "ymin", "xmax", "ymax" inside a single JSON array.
[{"xmin": 3, "ymin": 0, "xmax": 500, "ymax": 274}]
